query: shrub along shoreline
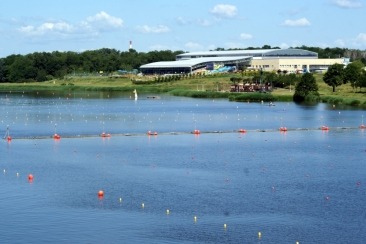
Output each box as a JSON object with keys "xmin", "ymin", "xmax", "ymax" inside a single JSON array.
[{"xmin": 0, "ymin": 74, "xmax": 365, "ymax": 108}]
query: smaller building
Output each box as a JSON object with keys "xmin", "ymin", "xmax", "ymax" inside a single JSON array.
[{"xmin": 251, "ymin": 58, "xmax": 347, "ymax": 73}]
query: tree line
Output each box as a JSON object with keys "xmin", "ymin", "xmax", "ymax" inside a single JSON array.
[
  {"xmin": 1, "ymin": 46, "xmax": 366, "ymax": 83},
  {"xmin": 0, "ymin": 48, "xmax": 183, "ymax": 83},
  {"xmin": 323, "ymin": 60, "xmax": 366, "ymax": 92}
]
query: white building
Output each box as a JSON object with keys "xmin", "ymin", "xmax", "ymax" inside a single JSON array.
[{"xmin": 140, "ymin": 49, "xmax": 348, "ymax": 75}]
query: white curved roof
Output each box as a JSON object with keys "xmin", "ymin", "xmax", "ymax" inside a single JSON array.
[
  {"xmin": 176, "ymin": 48, "xmax": 317, "ymax": 59},
  {"xmin": 140, "ymin": 56, "xmax": 251, "ymax": 69}
]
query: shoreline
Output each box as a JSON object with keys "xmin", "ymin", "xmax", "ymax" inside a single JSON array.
[{"xmin": 0, "ymin": 75, "xmax": 365, "ymax": 109}]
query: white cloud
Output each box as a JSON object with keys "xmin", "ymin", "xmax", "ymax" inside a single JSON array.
[
  {"xmin": 240, "ymin": 33, "xmax": 253, "ymax": 40},
  {"xmin": 176, "ymin": 17, "xmax": 190, "ymax": 25},
  {"xmin": 136, "ymin": 25, "xmax": 170, "ymax": 34},
  {"xmin": 19, "ymin": 21, "xmax": 74, "ymax": 36},
  {"xmin": 210, "ymin": 4, "xmax": 238, "ymax": 18},
  {"xmin": 356, "ymin": 33, "xmax": 366, "ymax": 42},
  {"xmin": 18, "ymin": 11, "xmax": 123, "ymax": 38},
  {"xmin": 332, "ymin": 0, "xmax": 362, "ymax": 8},
  {"xmin": 280, "ymin": 43, "xmax": 290, "ymax": 49},
  {"xmin": 184, "ymin": 42, "xmax": 204, "ymax": 51},
  {"xmin": 334, "ymin": 39, "xmax": 346, "ymax": 47},
  {"xmin": 85, "ymin": 11, "xmax": 123, "ymax": 30},
  {"xmin": 281, "ymin": 18, "xmax": 311, "ymax": 27},
  {"xmin": 197, "ymin": 19, "xmax": 211, "ymax": 26}
]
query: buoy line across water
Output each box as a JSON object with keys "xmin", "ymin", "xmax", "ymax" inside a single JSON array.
[{"xmin": 2, "ymin": 126, "xmax": 363, "ymax": 141}]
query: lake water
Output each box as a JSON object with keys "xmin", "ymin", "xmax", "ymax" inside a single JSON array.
[{"xmin": 1, "ymin": 91, "xmax": 366, "ymax": 243}]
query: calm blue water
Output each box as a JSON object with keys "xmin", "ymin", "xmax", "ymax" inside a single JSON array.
[{"xmin": 1, "ymin": 91, "xmax": 366, "ymax": 243}]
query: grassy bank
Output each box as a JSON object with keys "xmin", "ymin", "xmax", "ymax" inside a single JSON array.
[{"xmin": 0, "ymin": 73, "xmax": 365, "ymax": 108}]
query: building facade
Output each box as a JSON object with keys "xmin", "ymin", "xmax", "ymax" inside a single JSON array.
[
  {"xmin": 139, "ymin": 49, "xmax": 348, "ymax": 75},
  {"xmin": 250, "ymin": 58, "xmax": 347, "ymax": 73}
]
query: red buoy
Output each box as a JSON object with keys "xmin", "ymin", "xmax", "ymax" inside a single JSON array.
[
  {"xmin": 193, "ymin": 129, "xmax": 200, "ymax": 135},
  {"xmin": 360, "ymin": 124, "xmax": 366, "ymax": 129},
  {"xmin": 321, "ymin": 126, "xmax": 329, "ymax": 131},
  {"xmin": 6, "ymin": 136, "xmax": 12, "ymax": 142},
  {"xmin": 279, "ymin": 127, "xmax": 287, "ymax": 132},
  {"xmin": 147, "ymin": 131, "xmax": 158, "ymax": 136},
  {"xmin": 28, "ymin": 174, "xmax": 34, "ymax": 182},
  {"xmin": 238, "ymin": 129, "xmax": 246, "ymax": 133},
  {"xmin": 101, "ymin": 132, "xmax": 111, "ymax": 138},
  {"xmin": 98, "ymin": 190, "xmax": 104, "ymax": 197},
  {"xmin": 53, "ymin": 133, "xmax": 61, "ymax": 140}
]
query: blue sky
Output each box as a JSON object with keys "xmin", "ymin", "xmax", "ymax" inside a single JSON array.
[{"xmin": 0, "ymin": 0, "xmax": 365, "ymax": 57}]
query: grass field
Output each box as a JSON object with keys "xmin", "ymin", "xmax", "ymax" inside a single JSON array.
[{"xmin": 0, "ymin": 73, "xmax": 365, "ymax": 107}]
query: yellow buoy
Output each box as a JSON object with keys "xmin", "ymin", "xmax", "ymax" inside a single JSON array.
[
  {"xmin": 119, "ymin": 197, "xmax": 122, "ymax": 203},
  {"xmin": 166, "ymin": 209, "xmax": 170, "ymax": 215},
  {"xmin": 141, "ymin": 203, "xmax": 145, "ymax": 208},
  {"xmin": 224, "ymin": 223, "xmax": 227, "ymax": 229},
  {"xmin": 296, "ymin": 242, "xmax": 299, "ymax": 244},
  {"xmin": 194, "ymin": 216, "xmax": 197, "ymax": 223},
  {"xmin": 258, "ymin": 232, "xmax": 262, "ymax": 239}
]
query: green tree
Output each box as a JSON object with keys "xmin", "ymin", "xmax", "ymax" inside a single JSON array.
[
  {"xmin": 323, "ymin": 63, "xmax": 345, "ymax": 92},
  {"xmin": 293, "ymin": 72, "xmax": 320, "ymax": 102},
  {"xmin": 8, "ymin": 55, "xmax": 37, "ymax": 82},
  {"xmin": 343, "ymin": 60, "xmax": 364, "ymax": 90},
  {"xmin": 359, "ymin": 70, "xmax": 366, "ymax": 91}
]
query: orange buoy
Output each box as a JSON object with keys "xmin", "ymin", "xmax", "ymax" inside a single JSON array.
[
  {"xmin": 98, "ymin": 190, "xmax": 104, "ymax": 198},
  {"xmin": 28, "ymin": 174, "xmax": 34, "ymax": 182},
  {"xmin": 101, "ymin": 132, "xmax": 111, "ymax": 138},
  {"xmin": 53, "ymin": 133, "xmax": 61, "ymax": 139},
  {"xmin": 147, "ymin": 131, "xmax": 158, "ymax": 136},
  {"xmin": 279, "ymin": 127, "xmax": 287, "ymax": 132},
  {"xmin": 321, "ymin": 126, "xmax": 329, "ymax": 131},
  {"xmin": 193, "ymin": 129, "xmax": 200, "ymax": 135},
  {"xmin": 238, "ymin": 128, "xmax": 246, "ymax": 133}
]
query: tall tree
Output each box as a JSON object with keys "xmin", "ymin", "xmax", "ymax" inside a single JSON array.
[
  {"xmin": 293, "ymin": 72, "xmax": 320, "ymax": 103},
  {"xmin": 359, "ymin": 70, "xmax": 366, "ymax": 91},
  {"xmin": 323, "ymin": 63, "xmax": 345, "ymax": 92},
  {"xmin": 343, "ymin": 60, "xmax": 364, "ymax": 90}
]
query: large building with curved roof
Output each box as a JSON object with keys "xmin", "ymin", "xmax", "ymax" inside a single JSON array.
[
  {"xmin": 176, "ymin": 49, "xmax": 318, "ymax": 60},
  {"xmin": 139, "ymin": 48, "xmax": 347, "ymax": 75}
]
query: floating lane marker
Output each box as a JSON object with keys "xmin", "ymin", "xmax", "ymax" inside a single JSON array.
[
  {"xmin": 28, "ymin": 174, "xmax": 34, "ymax": 183},
  {"xmin": 321, "ymin": 126, "xmax": 329, "ymax": 131},
  {"xmin": 279, "ymin": 127, "xmax": 288, "ymax": 132},
  {"xmin": 53, "ymin": 133, "xmax": 61, "ymax": 140},
  {"xmin": 98, "ymin": 190, "xmax": 104, "ymax": 198},
  {"xmin": 100, "ymin": 132, "xmax": 111, "ymax": 138},
  {"xmin": 147, "ymin": 131, "xmax": 158, "ymax": 136}
]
